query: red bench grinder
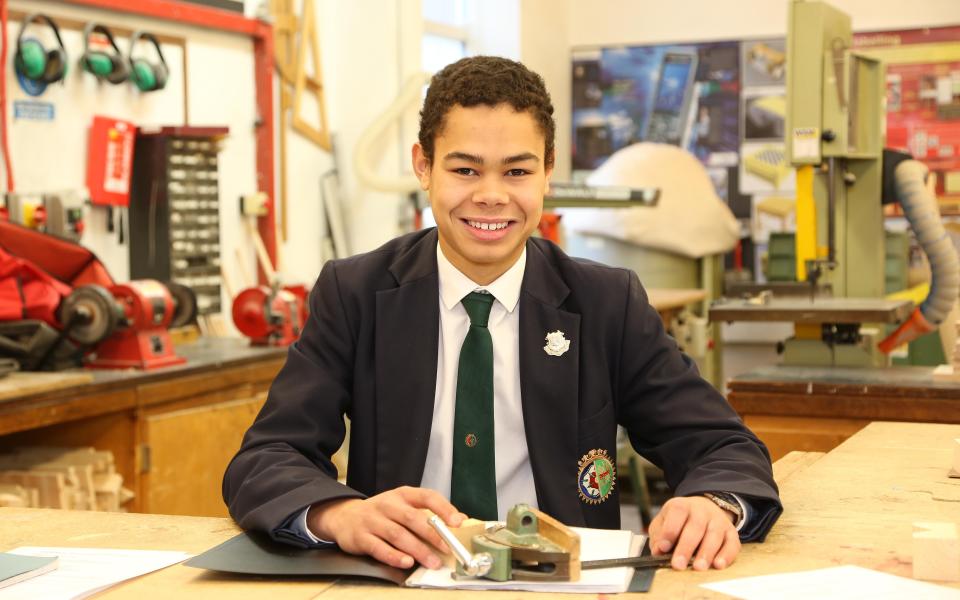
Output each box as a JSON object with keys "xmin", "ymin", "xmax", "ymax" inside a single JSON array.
[
  {"xmin": 231, "ymin": 285, "xmax": 306, "ymax": 346},
  {"xmin": 60, "ymin": 280, "xmax": 197, "ymax": 369}
]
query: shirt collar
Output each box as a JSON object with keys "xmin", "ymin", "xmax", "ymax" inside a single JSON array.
[{"xmin": 437, "ymin": 242, "xmax": 526, "ymax": 313}]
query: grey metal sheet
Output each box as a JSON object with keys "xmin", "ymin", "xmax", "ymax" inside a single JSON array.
[{"xmin": 708, "ymin": 297, "xmax": 913, "ymax": 324}]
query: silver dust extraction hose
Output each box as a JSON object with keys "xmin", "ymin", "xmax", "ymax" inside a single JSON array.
[{"xmin": 879, "ymin": 159, "xmax": 960, "ymax": 353}]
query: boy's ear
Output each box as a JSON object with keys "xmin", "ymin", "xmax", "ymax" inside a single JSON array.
[
  {"xmin": 411, "ymin": 143, "xmax": 431, "ymax": 190},
  {"xmin": 543, "ymin": 150, "xmax": 556, "ymax": 195}
]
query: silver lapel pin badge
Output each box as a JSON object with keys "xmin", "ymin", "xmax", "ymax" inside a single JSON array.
[{"xmin": 543, "ymin": 330, "xmax": 570, "ymax": 357}]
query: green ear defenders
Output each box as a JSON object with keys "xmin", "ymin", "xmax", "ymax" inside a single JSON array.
[
  {"xmin": 81, "ymin": 23, "xmax": 128, "ymax": 84},
  {"xmin": 15, "ymin": 13, "xmax": 67, "ymax": 84},
  {"xmin": 128, "ymin": 31, "xmax": 168, "ymax": 92}
]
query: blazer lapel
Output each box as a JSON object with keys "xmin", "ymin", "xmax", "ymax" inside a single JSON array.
[
  {"xmin": 519, "ymin": 241, "xmax": 584, "ymax": 525},
  {"xmin": 374, "ymin": 231, "xmax": 440, "ymax": 491}
]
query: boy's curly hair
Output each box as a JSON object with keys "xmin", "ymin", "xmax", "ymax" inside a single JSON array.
[{"xmin": 418, "ymin": 56, "xmax": 555, "ymax": 168}]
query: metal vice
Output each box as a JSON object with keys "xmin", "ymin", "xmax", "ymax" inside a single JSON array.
[{"xmin": 431, "ymin": 504, "xmax": 581, "ymax": 582}]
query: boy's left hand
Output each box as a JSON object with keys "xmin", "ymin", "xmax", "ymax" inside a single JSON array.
[{"xmin": 648, "ymin": 496, "xmax": 741, "ymax": 571}]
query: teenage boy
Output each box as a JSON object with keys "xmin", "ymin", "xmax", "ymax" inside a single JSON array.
[{"xmin": 224, "ymin": 56, "xmax": 781, "ymax": 574}]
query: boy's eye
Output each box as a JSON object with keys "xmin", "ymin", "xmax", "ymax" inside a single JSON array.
[
  {"xmin": 453, "ymin": 167, "xmax": 477, "ymax": 176},
  {"xmin": 506, "ymin": 168, "xmax": 530, "ymax": 177}
]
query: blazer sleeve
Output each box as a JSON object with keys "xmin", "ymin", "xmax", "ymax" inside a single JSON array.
[
  {"xmin": 222, "ymin": 260, "xmax": 365, "ymax": 543},
  {"xmin": 615, "ymin": 271, "xmax": 782, "ymax": 541}
]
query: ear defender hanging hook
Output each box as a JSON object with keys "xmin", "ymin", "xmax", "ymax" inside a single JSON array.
[
  {"xmin": 80, "ymin": 22, "xmax": 129, "ymax": 85},
  {"xmin": 128, "ymin": 31, "xmax": 168, "ymax": 93}
]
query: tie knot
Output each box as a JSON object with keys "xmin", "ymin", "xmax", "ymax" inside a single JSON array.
[{"xmin": 462, "ymin": 291, "xmax": 494, "ymax": 327}]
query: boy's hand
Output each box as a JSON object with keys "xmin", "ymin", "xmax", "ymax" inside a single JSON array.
[
  {"xmin": 306, "ymin": 486, "xmax": 467, "ymax": 570},
  {"xmin": 648, "ymin": 496, "xmax": 741, "ymax": 571}
]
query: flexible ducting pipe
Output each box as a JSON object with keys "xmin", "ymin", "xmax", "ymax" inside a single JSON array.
[
  {"xmin": 879, "ymin": 160, "xmax": 960, "ymax": 353},
  {"xmin": 353, "ymin": 72, "xmax": 430, "ymax": 194}
]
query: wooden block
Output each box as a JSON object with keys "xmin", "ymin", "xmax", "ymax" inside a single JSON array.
[
  {"xmin": 0, "ymin": 447, "xmax": 125, "ymax": 511},
  {"xmin": 94, "ymin": 473, "xmax": 123, "ymax": 512},
  {"xmin": 534, "ymin": 509, "xmax": 581, "ymax": 580},
  {"xmin": 951, "ymin": 438, "xmax": 960, "ymax": 478},
  {"xmin": 0, "ymin": 484, "xmax": 29, "ymax": 507},
  {"xmin": 118, "ymin": 487, "xmax": 135, "ymax": 506},
  {"xmin": 933, "ymin": 364, "xmax": 960, "ymax": 381},
  {"xmin": 913, "ymin": 522, "xmax": 960, "ymax": 582},
  {"xmin": 0, "ymin": 471, "xmax": 69, "ymax": 508}
]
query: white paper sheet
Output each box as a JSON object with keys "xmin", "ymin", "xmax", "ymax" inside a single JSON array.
[
  {"xmin": 702, "ymin": 565, "xmax": 960, "ymax": 600},
  {"xmin": 0, "ymin": 547, "xmax": 192, "ymax": 600},
  {"xmin": 406, "ymin": 527, "xmax": 642, "ymax": 593}
]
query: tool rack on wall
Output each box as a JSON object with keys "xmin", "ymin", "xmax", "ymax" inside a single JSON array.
[{"xmin": 128, "ymin": 126, "xmax": 229, "ymax": 315}]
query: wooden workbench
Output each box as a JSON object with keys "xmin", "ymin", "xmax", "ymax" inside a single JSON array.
[
  {"xmin": 0, "ymin": 338, "xmax": 287, "ymax": 516},
  {"xmin": 727, "ymin": 365, "xmax": 960, "ymax": 460},
  {"xmin": 2, "ymin": 421, "xmax": 957, "ymax": 598},
  {"xmin": 647, "ymin": 287, "xmax": 706, "ymax": 323}
]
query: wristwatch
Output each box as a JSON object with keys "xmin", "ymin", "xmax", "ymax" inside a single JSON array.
[{"xmin": 702, "ymin": 492, "xmax": 744, "ymax": 527}]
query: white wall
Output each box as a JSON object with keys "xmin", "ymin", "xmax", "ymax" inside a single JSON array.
[
  {"xmin": 565, "ymin": 0, "xmax": 960, "ymax": 47},
  {"xmin": 520, "ymin": 0, "xmax": 570, "ymax": 181}
]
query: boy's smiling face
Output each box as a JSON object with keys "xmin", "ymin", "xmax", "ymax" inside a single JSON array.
[{"xmin": 413, "ymin": 103, "xmax": 553, "ymax": 285}]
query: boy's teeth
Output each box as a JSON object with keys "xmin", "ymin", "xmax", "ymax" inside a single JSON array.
[{"xmin": 469, "ymin": 221, "xmax": 506, "ymax": 231}]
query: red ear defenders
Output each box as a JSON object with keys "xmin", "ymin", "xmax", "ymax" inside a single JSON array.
[
  {"xmin": 81, "ymin": 22, "xmax": 129, "ymax": 84},
  {"xmin": 129, "ymin": 31, "xmax": 168, "ymax": 92},
  {"xmin": 15, "ymin": 13, "xmax": 67, "ymax": 84}
]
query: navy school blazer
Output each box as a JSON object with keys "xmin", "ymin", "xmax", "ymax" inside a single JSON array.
[{"xmin": 223, "ymin": 228, "xmax": 782, "ymax": 543}]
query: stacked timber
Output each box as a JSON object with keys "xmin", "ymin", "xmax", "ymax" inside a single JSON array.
[{"xmin": 0, "ymin": 447, "xmax": 133, "ymax": 511}]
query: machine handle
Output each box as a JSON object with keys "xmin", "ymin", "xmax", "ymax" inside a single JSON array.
[{"xmin": 427, "ymin": 515, "xmax": 493, "ymax": 577}]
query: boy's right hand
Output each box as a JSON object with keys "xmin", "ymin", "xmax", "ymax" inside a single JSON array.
[{"xmin": 306, "ymin": 486, "xmax": 467, "ymax": 570}]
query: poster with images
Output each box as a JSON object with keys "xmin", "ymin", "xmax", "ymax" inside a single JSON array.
[
  {"xmin": 571, "ymin": 41, "xmax": 740, "ymax": 180},
  {"xmin": 739, "ymin": 38, "xmax": 794, "ymax": 198},
  {"xmin": 853, "ymin": 27, "xmax": 960, "ymax": 206}
]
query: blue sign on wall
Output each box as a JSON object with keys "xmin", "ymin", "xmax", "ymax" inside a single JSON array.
[{"xmin": 13, "ymin": 100, "xmax": 55, "ymax": 121}]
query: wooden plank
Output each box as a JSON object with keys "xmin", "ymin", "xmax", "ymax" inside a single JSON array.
[
  {"xmin": 913, "ymin": 522, "xmax": 960, "ymax": 582},
  {"xmin": 729, "ymin": 365, "xmax": 960, "ymax": 399},
  {"xmin": 0, "ymin": 387, "xmax": 137, "ymax": 436},
  {"xmin": 0, "ymin": 372, "xmax": 93, "ymax": 402},
  {"xmin": 772, "ymin": 450, "xmax": 826, "ymax": 484},
  {"xmin": 136, "ymin": 359, "xmax": 283, "ymax": 407},
  {"xmin": 142, "ymin": 395, "xmax": 266, "ymax": 516},
  {"xmin": 646, "ymin": 288, "xmax": 706, "ymax": 312},
  {"xmin": 730, "ymin": 389, "xmax": 960, "ymax": 422},
  {"xmin": 0, "ymin": 484, "xmax": 30, "ymax": 507},
  {"xmin": 0, "ymin": 471, "xmax": 69, "ymax": 508}
]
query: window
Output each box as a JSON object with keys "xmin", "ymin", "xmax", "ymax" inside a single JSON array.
[{"xmin": 422, "ymin": 0, "xmax": 471, "ymax": 73}]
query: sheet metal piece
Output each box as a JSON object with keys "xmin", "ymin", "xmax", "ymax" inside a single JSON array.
[{"xmin": 709, "ymin": 297, "xmax": 913, "ymax": 324}]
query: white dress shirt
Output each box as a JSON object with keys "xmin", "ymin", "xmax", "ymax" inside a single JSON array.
[{"xmin": 419, "ymin": 244, "xmax": 538, "ymax": 520}]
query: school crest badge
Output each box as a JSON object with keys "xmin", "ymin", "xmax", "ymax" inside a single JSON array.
[{"xmin": 577, "ymin": 448, "xmax": 615, "ymax": 504}]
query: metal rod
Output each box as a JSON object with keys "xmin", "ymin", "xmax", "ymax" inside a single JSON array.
[
  {"xmin": 581, "ymin": 555, "xmax": 680, "ymax": 570},
  {"xmin": 826, "ymin": 157, "xmax": 837, "ymax": 265},
  {"xmin": 427, "ymin": 515, "xmax": 493, "ymax": 577}
]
